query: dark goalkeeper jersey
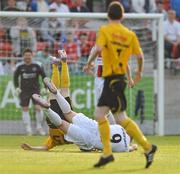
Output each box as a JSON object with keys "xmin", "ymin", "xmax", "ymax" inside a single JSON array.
[{"xmin": 13, "ymin": 61, "xmax": 46, "ymax": 92}]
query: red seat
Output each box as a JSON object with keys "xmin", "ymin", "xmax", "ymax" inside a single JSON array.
[
  {"xmin": 0, "ymin": 42, "xmax": 12, "ymax": 57},
  {"xmin": 0, "ymin": 28, "xmax": 5, "ymax": 40},
  {"xmin": 37, "ymin": 42, "xmax": 48, "ymax": 51}
]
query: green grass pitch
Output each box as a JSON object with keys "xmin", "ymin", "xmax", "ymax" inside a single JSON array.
[{"xmin": 0, "ymin": 135, "xmax": 180, "ymax": 174}]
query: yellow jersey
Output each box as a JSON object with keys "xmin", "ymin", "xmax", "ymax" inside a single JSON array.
[
  {"xmin": 43, "ymin": 128, "xmax": 68, "ymax": 150},
  {"xmin": 96, "ymin": 22, "xmax": 143, "ymax": 77}
]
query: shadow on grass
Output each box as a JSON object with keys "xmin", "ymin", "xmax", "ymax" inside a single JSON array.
[
  {"xmin": 59, "ymin": 166, "xmax": 145, "ymax": 174},
  {"xmin": 118, "ymin": 167, "xmax": 145, "ymax": 173}
]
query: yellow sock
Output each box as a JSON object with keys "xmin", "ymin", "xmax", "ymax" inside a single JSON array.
[
  {"xmin": 60, "ymin": 61, "xmax": 70, "ymax": 88},
  {"xmin": 98, "ymin": 118, "xmax": 112, "ymax": 156},
  {"xmin": 120, "ymin": 117, "xmax": 151, "ymax": 151},
  {"xmin": 51, "ymin": 64, "xmax": 60, "ymax": 88}
]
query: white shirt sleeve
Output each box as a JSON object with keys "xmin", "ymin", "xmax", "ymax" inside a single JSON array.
[{"xmin": 163, "ymin": 21, "xmax": 168, "ymax": 36}]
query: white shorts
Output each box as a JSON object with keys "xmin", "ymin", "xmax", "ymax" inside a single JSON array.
[{"xmin": 64, "ymin": 113, "xmax": 98, "ymax": 150}]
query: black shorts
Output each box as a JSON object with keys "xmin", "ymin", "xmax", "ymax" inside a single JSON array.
[
  {"xmin": 97, "ymin": 74, "xmax": 127, "ymax": 114},
  {"xmin": 19, "ymin": 89, "xmax": 40, "ymax": 107},
  {"xmin": 46, "ymin": 97, "xmax": 73, "ymax": 129}
]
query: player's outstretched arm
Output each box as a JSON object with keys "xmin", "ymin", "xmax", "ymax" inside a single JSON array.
[
  {"xmin": 129, "ymin": 144, "xmax": 138, "ymax": 152},
  {"xmin": 21, "ymin": 143, "xmax": 49, "ymax": 151}
]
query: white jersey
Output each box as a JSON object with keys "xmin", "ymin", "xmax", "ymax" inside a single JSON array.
[{"xmin": 65, "ymin": 113, "xmax": 130, "ymax": 152}]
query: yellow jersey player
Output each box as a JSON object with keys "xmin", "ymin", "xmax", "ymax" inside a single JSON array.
[
  {"xmin": 83, "ymin": 1, "xmax": 157, "ymax": 168},
  {"xmin": 90, "ymin": 46, "xmax": 134, "ymax": 125}
]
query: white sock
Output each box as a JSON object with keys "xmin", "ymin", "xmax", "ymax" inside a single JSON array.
[
  {"xmin": 47, "ymin": 108, "xmax": 62, "ymax": 126},
  {"xmin": 22, "ymin": 111, "xmax": 31, "ymax": 126},
  {"xmin": 107, "ymin": 112, "xmax": 116, "ymax": 124},
  {"xmin": 35, "ymin": 110, "xmax": 44, "ymax": 129},
  {"xmin": 53, "ymin": 91, "xmax": 71, "ymax": 114}
]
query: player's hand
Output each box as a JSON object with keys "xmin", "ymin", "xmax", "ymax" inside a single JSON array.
[
  {"xmin": 21, "ymin": 143, "xmax": 32, "ymax": 150},
  {"xmin": 134, "ymin": 71, "xmax": 142, "ymax": 84},
  {"xmin": 129, "ymin": 144, "xmax": 138, "ymax": 152},
  {"xmin": 15, "ymin": 87, "xmax": 21, "ymax": 96},
  {"xmin": 128, "ymin": 78, "xmax": 134, "ymax": 88},
  {"xmin": 83, "ymin": 62, "xmax": 94, "ymax": 75},
  {"xmin": 58, "ymin": 49, "xmax": 67, "ymax": 62}
]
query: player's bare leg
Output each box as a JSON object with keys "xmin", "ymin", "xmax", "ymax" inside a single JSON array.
[{"xmin": 129, "ymin": 144, "xmax": 138, "ymax": 152}]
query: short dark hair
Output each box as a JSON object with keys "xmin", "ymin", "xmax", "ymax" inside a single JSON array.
[
  {"xmin": 107, "ymin": 1, "xmax": 124, "ymax": 20},
  {"xmin": 23, "ymin": 48, "xmax": 33, "ymax": 55}
]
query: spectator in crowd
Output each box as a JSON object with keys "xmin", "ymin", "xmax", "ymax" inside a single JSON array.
[
  {"xmin": 62, "ymin": 0, "xmax": 73, "ymax": 8},
  {"xmin": 3, "ymin": 0, "xmax": 20, "ymax": 11},
  {"xmin": 86, "ymin": 0, "xmax": 94, "ymax": 12},
  {"xmin": 70, "ymin": 0, "xmax": 89, "ymax": 12},
  {"xmin": 119, "ymin": 0, "xmax": 132, "ymax": 12},
  {"xmin": 164, "ymin": 10, "xmax": 180, "ymax": 58},
  {"xmin": 40, "ymin": 7, "xmax": 62, "ymax": 50},
  {"xmin": 170, "ymin": 0, "xmax": 180, "ymax": 19},
  {"xmin": 63, "ymin": 32, "xmax": 80, "ymax": 73},
  {"xmin": 105, "ymin": 0, "xmax": 113, "ymax": 11},
  {"xmin": 16, "ymin": 0, "xmax": 29, "ymax": 11},
  {"xmin": 49, "ymin": 0, "xmax": 70, "ymax": 13},
  {"xmin": 162, "ymin": 0, "xmax": 171, "ymax": 11},
  {"xmin": 105, "ymin": 0, "xmax": 132, "ymax": 12},
  {"xmin": 0, "ymin": 0, "xmax": 6, "ymax": 10},
  {"xmin": 34, "ymin": 46, "xmax": 52, "ymax": 77},
  {"xmin": 13, "ymin": 48, "xmax": 46, "ymax": 135},
  {"xmin": 78, "ymin": 32, "xmax": 93, "ymax": 70},
  {"xmin": 10, "ymin": 17, "xmax": 37, "ymax": 57},
  {"xmin": 49, "ymin": 1, "xmax": 69, "ymax": 27},
  {"xmin": 154, "ymin": 1, "xmax": 167, "ymax": 19},
  {"xmin": 131, "ymin": 0, "xmax": 156, "ymax": 13},
  {"xmin": 30, "ymin": 0, "xmax": 49, "ymax": 12}
]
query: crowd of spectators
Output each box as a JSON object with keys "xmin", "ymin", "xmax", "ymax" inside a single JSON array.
[{"xmin": 0, "ymin": 0, "xmax": 180, "ymax": 74}]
